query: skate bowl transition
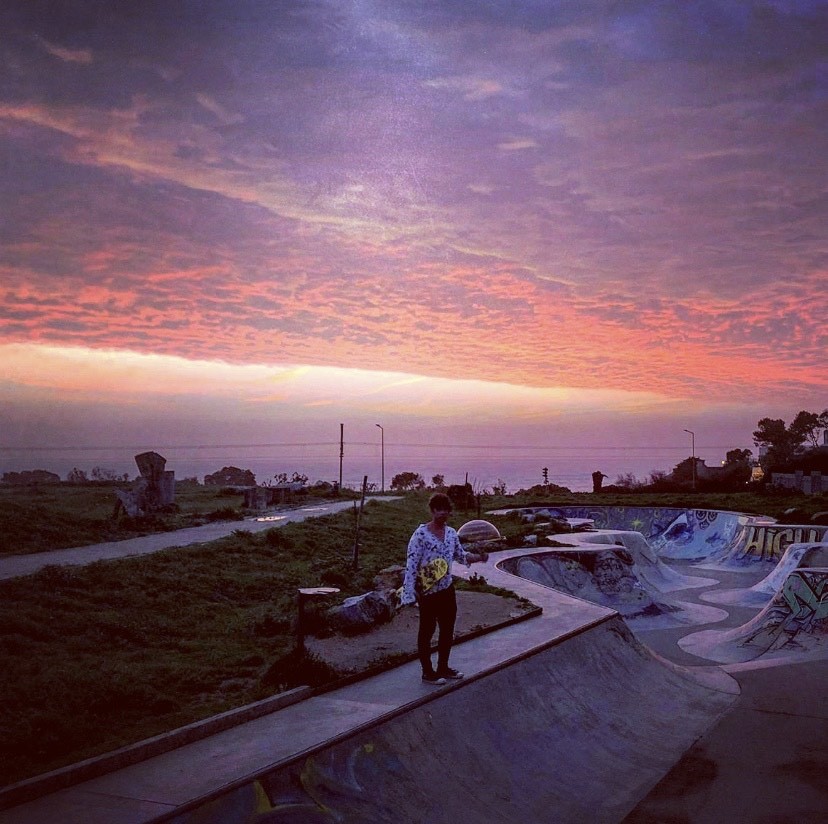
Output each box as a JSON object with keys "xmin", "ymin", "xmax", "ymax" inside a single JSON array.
[
  {"xmin": 489, "ymin": 506, "xmax": 828, "ymax": 664},
  {"xmin": 490, "ymin": 504, "xmax": 828, "ymax": 567},
  {"xmin": 680, "ymin": 567, "xmax": 828, "ymax": 664},
  {"xmin": 157, "ymin": 615, "xmax": 737, "ymax": 824}
]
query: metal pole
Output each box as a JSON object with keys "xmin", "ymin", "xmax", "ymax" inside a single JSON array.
[
  {"xmin": 684, "ymin": 429, "xmax": 696, "ymax": 490},
  {"xmin": 375, "ymin": 423, "xmax": 384, "ymax": 492},
  {"xmin": 339, "ymin": 423, "xmax": 344, "ymax": 492}
]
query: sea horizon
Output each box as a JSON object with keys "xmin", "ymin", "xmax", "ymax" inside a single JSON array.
[{"xmin": 0, "ymin": 441, "xmax": 726, "ymax": 495}]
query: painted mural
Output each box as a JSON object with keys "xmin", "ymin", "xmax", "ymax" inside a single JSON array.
[
  {"xmin": 679, "ymin": 568, "xmax": 828, "ymax": 664},
  {"xmin": 703, "ymin": 542, "xmax": 828, "ymax": 608}
]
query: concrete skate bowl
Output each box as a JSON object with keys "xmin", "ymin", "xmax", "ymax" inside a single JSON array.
[
  {"xmin": 552, "ymin": 530, "xmax": 716, "ymax": 592},
  {"xmin": 680, "ymin": 568, "xmax": 828, "ymax": 665},
  {"xmin": 158, "ymin": 617, "xmax": 737, "ymax": 824},
  {"xmin": 498, "ymin": 547, "xmax": 726, "ymax": 630},
  {"xmin": 702, "ymin": 542, "xmax": 828, "ymax": 607},
  {"xmin": 489, "ymin": 505, "xmax": 751, "ymax": 564},
  {"xmin": 490, "ymin": 505, "xmax": 828, "ymax": 569},
  {"xmin": 692, "ymin": 522, "xmax": 828, "ymax": 571}
]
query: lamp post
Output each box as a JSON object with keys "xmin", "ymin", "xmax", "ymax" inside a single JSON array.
[
  {"xmin": 683, "ymin": 429, "xmax": 696, "ymax": 491},
  {"xmin": 375, "ymin": 423, "xmax": 384, "ymax": 493}
]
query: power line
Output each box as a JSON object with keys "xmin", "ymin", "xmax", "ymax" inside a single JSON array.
[{"xmin": 0, "ymin": 441, "xmax": 750, "ymax": 453}]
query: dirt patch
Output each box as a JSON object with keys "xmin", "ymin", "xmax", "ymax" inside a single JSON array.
[{"xmin": 305, "ymin": 591, "xmax": 535, "ymax": 674}]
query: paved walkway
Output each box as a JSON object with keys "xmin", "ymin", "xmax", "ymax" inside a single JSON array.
[{"xmin": 0, "ymin": 497, "xmax": 396, "ymax": 580}]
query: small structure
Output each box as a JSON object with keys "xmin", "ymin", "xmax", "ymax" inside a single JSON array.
[
  {"xmin": 244, "ymin": 482, "xmax": 305, "ymax": 510},
  {"xmin": 771, "ymin": 470, "xmax": 824, "ymax": 495},
  {"xmin": 296, "ymin": 587, "xmax": 340, "ymax": 655},
  {"xmin": 113, "ymin": 451, "xmax": 175, "ymax": 517}
]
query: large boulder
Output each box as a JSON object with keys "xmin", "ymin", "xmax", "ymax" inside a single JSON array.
[
  {"xmin": 327, "ymin": 590, "xmax": 396, "ymax": 635},
  {"xmin": 373, "ymin": 565, "xmax": 404, "ymax": 590}
]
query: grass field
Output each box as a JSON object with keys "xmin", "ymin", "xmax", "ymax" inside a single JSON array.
[
  {"xmin": 0, "ymin": 485, "xmax": 825, "ymax": 787},
  {"xmin": 0, "ymin": 482, "xmax": 254, "ymax": 556}
]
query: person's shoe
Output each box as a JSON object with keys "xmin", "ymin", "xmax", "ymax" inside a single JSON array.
[
  {"xmin": 436, "ymin": 667, "xmax": 464, "ymax": 680},
  {"xmin": 421, "ymin": 672, "xmax": 447, "ymax": 685}
]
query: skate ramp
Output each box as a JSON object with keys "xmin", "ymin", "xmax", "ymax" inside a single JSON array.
[
  {"xmin": 162, "ymin": 617, "xmax": 737, "ymax": 824},
  {"xmin": 553, "ymin": 530, "xmax": 716, "ymax": 592},
  {"xmin": 693, "ymin": 522, "xmax": 828, "ymax": 570},
  {"xmin": 702, "ymin": 543, "xmax": 828, "ymax": 607},
  {"xmin": 488, "ymin": 505, "xmax": 753, "ymax": 563},
  {"xmin": 498, "ymin": 547, "xmax": 726, "ymax": 630},
  {"xmin": 679, "ymin": 568, "xmax": 828, "ymax": 665}
]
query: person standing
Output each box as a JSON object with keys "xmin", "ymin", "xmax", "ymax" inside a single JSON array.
[{"xmin": 401, "ymin": 492, "xmax": 488, "ymax": 684}]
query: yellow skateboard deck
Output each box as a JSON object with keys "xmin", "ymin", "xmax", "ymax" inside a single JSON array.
[{"xmin": 418, "ymin": 557, "xmax": 449, "ymax": 593}]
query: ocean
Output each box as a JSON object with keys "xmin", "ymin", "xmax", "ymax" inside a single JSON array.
[{"xmin": 0, "ymin": 441, "xmax": 708, "ymax": 494}]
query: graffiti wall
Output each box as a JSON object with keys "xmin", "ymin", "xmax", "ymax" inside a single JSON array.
[{"xmin": 680, "ymin": 568, "xmax": 828, "ymax": 664}]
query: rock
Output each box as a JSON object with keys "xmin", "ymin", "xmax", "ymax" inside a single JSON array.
[
  {"xmin": 373, "ymin": 565, "xmax": 404, "ymax": 590},
  {"xmin": 327, "ymin": 590, "xmax": 396, "ymax": 635}
]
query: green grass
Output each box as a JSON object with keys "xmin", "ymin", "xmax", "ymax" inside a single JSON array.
[
  {"xmin": 1, "ymin": 487, "xmax": 825, "ymax": 787},
  {"xmin": 0, "ymin": 482, "xmax": 250, "ymax": 556},
  {"xmin": 0, "ymin": 493, "xmax": 440, "ymax": 785}
]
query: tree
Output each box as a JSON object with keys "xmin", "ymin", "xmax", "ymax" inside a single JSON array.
[
  {"xmin": 431, "ymin": 474, "xmax": 445, "ymax": 489},
  {"xmin": 789, "ymin": 409, "xmax": 828, "ymax": 449},
  {"xmin": 66, "ymin": 467, "xmax": 88, "ymax": 483},
  {"xmin": 720, "ymin": 448, "xmax": 753, "ymax": 487},
  {"xmin": 204, "ymin": 466, "xmax": 256, "ymax": 486},
  {"xmin": 272, "ymin": 471, "xmax": 309, "ymax": 485},
  {"xmin": 615, "ymin": 472, "xmax": 643, "ymax": 490},
  {"xmin": 753, "ymin": 410, "xmax": 827, "ymax": 470},
  {"xmin": 724, "ymin": 448, "xmax": 752, "ymax": 466},
  {"xmin": 490, "ymin": 478, "xmax": 508, "ymax": 495},
  {"xmin": 390, "ymin": 471, "xmax": 425, "ymax": 491}
]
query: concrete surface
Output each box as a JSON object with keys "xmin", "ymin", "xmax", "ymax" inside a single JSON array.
[{"xmin": 626, "ymin": 561, "xmax": 828, "ymax": 823}]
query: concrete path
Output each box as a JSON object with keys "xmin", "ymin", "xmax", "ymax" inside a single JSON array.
[{"xmin": 0, "ymin": 497, "xmax": 395, "ymax": 580}]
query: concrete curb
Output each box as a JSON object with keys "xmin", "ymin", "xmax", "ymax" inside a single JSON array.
[{"xmin": 0, "ymin": 687, "xmax": 311, "ymax": 811}]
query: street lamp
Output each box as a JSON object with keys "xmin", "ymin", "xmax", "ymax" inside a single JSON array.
[
  {"xmin": 683, "ymin": 429, "xmax": 696, "ymax": 491},
  {"xmin": 375, "ymin": 423, "xmax": 384, "ymax": 493}
]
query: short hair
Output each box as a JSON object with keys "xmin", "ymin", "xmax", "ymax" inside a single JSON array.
[{"xmin": 428, "ymin": 492, "xmax": 452, "ymax": 512}]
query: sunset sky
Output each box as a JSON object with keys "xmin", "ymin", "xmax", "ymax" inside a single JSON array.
[{"xmin": 1, "ymin": 2, "xmax": 826, "ymax": 477}]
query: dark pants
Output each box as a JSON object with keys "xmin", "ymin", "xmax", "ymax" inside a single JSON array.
[{"xmin": 417, "ymin": 584, "xmax": 457, "ymax": 675}]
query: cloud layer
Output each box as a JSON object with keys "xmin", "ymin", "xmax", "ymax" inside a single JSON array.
[{"xmin": 1, "ymin": 1, "xmax": 826, "ymax": 416}]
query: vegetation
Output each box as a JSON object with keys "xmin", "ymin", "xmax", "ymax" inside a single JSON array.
[
  {"xmin": 390, "ymin": 471, "xmax": 425, "ymax": 491},
  {"xmin": 753, "ymin": 408, "xmax": 828, "ymax": 470},
  {"xmin": 0, "ymin": 491, "xmax": 500, "ymax": 786},
  {"xmin": 0, "ymin": 482, "xmax": 250, "ymax": 556}
]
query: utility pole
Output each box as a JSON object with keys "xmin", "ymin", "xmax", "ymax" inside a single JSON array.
[
  {"xmin": 684, "ymin": 429, "xmax": 696, "ymax": 491},
  {"xmin": 375, "ymin": 423, "xmax": 384, "ymax": 493},
  {"xmin": 339, "ymin": 423, "xmax": 344, "ymax": 492}
]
